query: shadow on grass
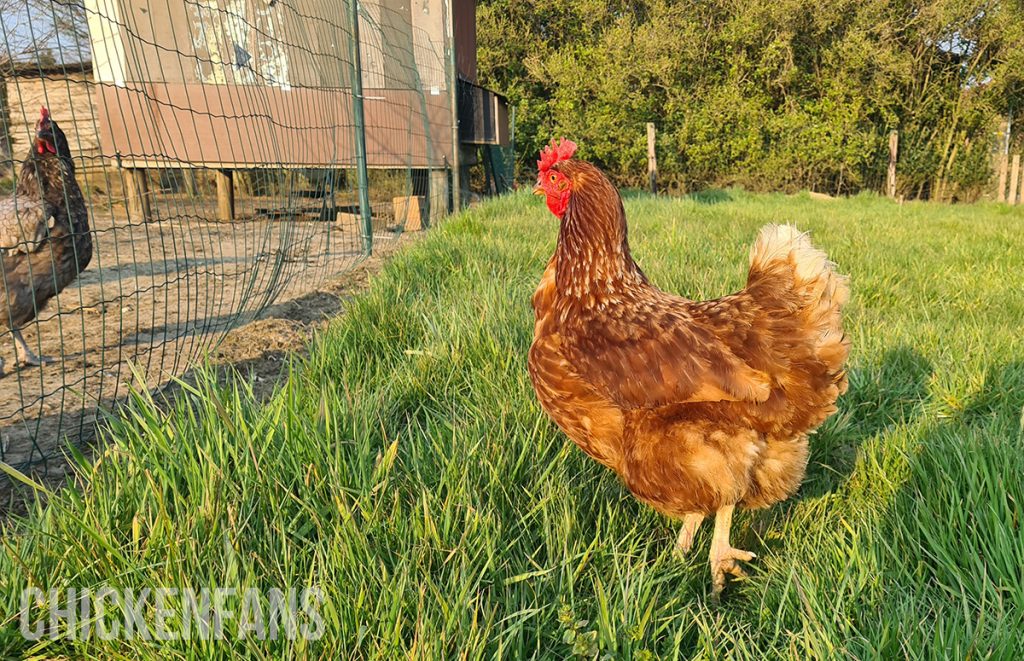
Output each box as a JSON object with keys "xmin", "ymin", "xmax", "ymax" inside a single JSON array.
[
  {"xmin": 619, "ymin": 188, "xmax": 733, "ymax": 205},
  {"xmin": 745, "ymin": 361, "xmax": 1023, "ymax": 651},
  {"xmin": 747, "ymin": 347, "xmax": 933, "ymax": 561},
  {"xmin": 959, "ymin": 361, "xmax": 1024, "ymax": 426},
  {"xmin": 684, "ymin": 189, "xmax": 733, "ymax": 205},
  {"xmin": 861, "ymin": 360, "xmax": 1024, "ymax": 654},
  {"xmin": 799, "ymin": 345, "xmax": 934, "ymax": 501}
]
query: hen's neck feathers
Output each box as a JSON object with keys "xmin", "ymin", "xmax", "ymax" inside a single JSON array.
[
  {"xmin": 15, "ymin": 150, "xmax": 90, "ymax": 244},
  {"xmin": 16, "ymin": 152, "xmax": 83, "ymax": 226},
  {"xmin": 555, "ymin": 161, "xmax": 646, "ymax": 305},
  {"xmin": 16, "ymin": 151, "xmax": 74, "ymax": 200}
]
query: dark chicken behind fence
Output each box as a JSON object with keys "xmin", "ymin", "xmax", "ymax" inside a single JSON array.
[{"xmin": 0, "ymin": 107, "xmax": 92, "ymax": 376}]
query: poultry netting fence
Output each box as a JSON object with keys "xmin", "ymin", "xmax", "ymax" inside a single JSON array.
[{"xmin": 0, "ymin": 0, "xmax": 451, "ymax": 489}]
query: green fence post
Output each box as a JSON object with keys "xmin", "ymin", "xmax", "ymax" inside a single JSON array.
[
  {"xmin": 443, "ymin": 0, "xmax": 460, "ymax": 212},
  {"xmin": 348, "ymin": 0, "xmax": 373, "ymax": 255},
  {"xmin": 509, "ymin": 105, "xmax": 516, "ymax": 184}
]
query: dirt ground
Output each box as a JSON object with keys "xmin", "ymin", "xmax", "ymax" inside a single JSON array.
[{"xmin": 0, "ymin": 191, "xmax": 414, "ymax": 505}]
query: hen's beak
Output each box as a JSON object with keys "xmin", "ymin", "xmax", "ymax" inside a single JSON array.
[
  {"xmin": 36, "ymin": 121, "xmax": 52, "ymax": 141},
  {"xmin": 532, "ymin": 184, "xmax": 544, "ymax": 196}
]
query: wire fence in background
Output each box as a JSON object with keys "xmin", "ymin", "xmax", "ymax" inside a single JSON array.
[{"xmin": 0, "ymin": 0, "xmax": 455, "ymax": 483}]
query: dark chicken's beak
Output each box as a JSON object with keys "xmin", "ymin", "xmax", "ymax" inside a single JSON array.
[
  {"xmin": 36, "ymin": 116, "xmax": 53, "ymax": 140},
  {"xmin": 532, "ymin": 184, "xmax": 544, "ymax": 196}
]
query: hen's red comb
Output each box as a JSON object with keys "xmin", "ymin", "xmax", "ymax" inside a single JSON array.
[
  {"xmin": 40, "ymin": 107, "xmax": 50, "ymax": 122},
  {"xmin": 537, "ymin": 137, "xmax": 577, "ymax": 172}
]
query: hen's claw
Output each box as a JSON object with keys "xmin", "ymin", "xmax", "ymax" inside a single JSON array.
[
  {"xmin": 710, "ymin": 546, "xmax": 756, "ymax": 602},
  {"xmin": 19, "ymin": 353, "xmax": 54, "ymax": 367}
]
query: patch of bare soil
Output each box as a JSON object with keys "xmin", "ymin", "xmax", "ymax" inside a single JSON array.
[{"xmin": 199, "ymin": 233, "xmax": 410, "ymax": 401}]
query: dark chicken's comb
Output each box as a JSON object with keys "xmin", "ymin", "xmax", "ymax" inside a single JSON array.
[
  {"xmin": 40, "ymin": 107, "xmax": 50, "ymax": 122},
  {"xmin": 538, "ymin": 137, "xmax": 577, "ymax": 172}
]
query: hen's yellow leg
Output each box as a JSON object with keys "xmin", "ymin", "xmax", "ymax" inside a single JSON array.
[
  {"xmin": 674, "ymin": 513, "xmax": 704, "ymax": 556},
  {"xmin": 709, "ymin": 504, "xmax": 755, "ymax": 602}
]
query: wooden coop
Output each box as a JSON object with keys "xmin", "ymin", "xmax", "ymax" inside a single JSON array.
[{"xmin": 83, "ymin": 0, "xmax": 508, "ymax": 233}]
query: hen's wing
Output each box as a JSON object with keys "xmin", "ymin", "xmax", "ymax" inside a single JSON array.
[
  {"xmin": 564, "ymin": 292, "xmax": 772, "ymax": 409},
  {"xmin": 0, "ymin": 196, "xmax": 53, "ymax": 254}
]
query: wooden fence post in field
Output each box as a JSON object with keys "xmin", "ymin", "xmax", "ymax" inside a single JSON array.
[
  {"xmin": 647, "ymin": 122, "xmax": 657, "ymax": 195},
  {"xmin": 1010, "ymin": 155, "xmax": 1021, "ymax": 206},
  {"xmin": 996, "ymin": 155, "xmax": 1008, "ymax": 202},
  {"xmin": 887, "ymin": 130, "xmax": 898, "ymax": 198}
]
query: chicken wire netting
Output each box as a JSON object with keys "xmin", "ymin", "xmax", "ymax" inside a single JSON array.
[{"xmin": 0, "ymin": 0, "xmax": 451, "ymax": 484}]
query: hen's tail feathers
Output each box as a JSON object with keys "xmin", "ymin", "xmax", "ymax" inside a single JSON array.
[{"xmin": 748, "ymin": 224, "xmax": 850, "ymax": 387}]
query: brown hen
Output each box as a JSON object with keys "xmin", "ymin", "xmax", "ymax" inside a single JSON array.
[{"xmin": 527, "ymin": 139, "xmax": 849, "ymax": 599}]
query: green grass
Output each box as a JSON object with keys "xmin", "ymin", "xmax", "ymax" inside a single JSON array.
[{"xmin": 2, "ymin": 190, "xmax": 1023, "ymax": 658}]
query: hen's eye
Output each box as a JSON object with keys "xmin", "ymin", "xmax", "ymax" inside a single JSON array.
[{"xmin": 549, "ymin": 174, "xmax": 557, "ymax": 183}]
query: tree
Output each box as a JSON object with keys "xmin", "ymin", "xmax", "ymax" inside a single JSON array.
[
  {"xmin": 477, "ymin": 0, "xmax": 1024, "ymax": 199},
  {"xmin": 1, "ymin": 0, "xmax": 89, "ymax": 176}
]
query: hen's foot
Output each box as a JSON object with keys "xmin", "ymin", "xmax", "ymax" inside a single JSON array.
[
  {"xmin": 12, "ymin": 329, "xmax": 53, "ymax": 367},
  {"xmin": 674, "ymin": 513, "xmax": 704, "ymax": 556},
  {"xmin": 708, "ymin": 504, "xmax": 756, "ymax": 603},
  {"xmin": 710, "ymin": 545, "xmax": 756, "ymax": 603},
  {"xmin": 18, "ymin": 353, "xmax": 54, "ymax": 367}
]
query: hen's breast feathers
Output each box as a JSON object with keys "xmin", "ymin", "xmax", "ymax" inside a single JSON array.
[
  {"xmin": 532, "ymin": 256, "xmax": 557, "ymax": 335},
  {"xmin": 0, "ymin": 196, "xmax": 54, "ymax": 254}
]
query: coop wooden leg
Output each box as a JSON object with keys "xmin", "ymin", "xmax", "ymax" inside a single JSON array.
[
  {"xmin": 217, "ymin": 169, "xmax": 235, "ymax": 221},
  {"xmin": 125, "ymin": 168, "xmax": 152, "ymax": 223},
  {"xmin": 183, "ymin": 168, "xmax": 199, "ymax": 196}
]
